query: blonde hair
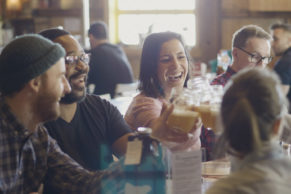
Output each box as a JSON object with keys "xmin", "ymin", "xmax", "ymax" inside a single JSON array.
[
  {"xmin": 221, "ymin": 68, "xmax": 287, "ymax": 155},
  {"xmin": 232, "ymin": 25, "xmax": 272, "ymax": 49}
]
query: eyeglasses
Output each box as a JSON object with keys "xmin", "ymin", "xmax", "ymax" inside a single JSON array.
[
  {"xmin": 65, "ymin": 53, "xmax": 90, "ymax": 66},
  {"xmin": 237, "ymin": 47, "xmax": 273, "ymax": 65}
]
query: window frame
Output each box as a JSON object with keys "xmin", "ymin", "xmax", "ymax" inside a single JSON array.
[{"xmin": 109, "ymin": 0, "xmax": 196, "ymax": 46}]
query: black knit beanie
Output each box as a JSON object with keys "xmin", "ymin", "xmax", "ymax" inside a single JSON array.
[{"xmin": 0, "ymin": 34, "xmax": 65, "ymax": 95}]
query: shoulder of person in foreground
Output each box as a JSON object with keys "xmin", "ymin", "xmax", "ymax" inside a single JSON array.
[{"xmin": 205, "ymin": 169, "xmax": 254, "ymax": 194}]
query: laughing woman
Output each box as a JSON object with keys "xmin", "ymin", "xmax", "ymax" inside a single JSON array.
[{"xmin": 125, "ymin": 32, "xmax": 215, "ymax": 158}]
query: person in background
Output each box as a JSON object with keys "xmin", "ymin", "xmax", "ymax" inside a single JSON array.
[
  {"xmin": 125, "ymin": 32, "xmax": 215, "ymax": 159},
  {"xmin": 206, "ymin": 67, "xmax": 291, "ymax": 194},
  {"xmin": 0, "ymin": 34, "xmax": 123, "ymax": 193},
  {"xmin": 270, "ymin": 22, "xmax": 291, "ymax": 113},
  {"xmin": 211, "ymin": 24, "xmax": 273, "ymax": 86},
  {"xmin": 208, "ymin": 49, "xmax": 232, "ymax": 75},
  {"xmin": 87, "ymin": 21, "xmax": 134, "ymax": 98}
]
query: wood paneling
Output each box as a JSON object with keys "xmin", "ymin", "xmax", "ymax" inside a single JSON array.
[
  {"xmin": 249, "ymin": 0, "xmax": 291, "ymax": 12},
  {"xmin": 123, "ymin": 47, "xmax": 142, "ymax": 80},
  {"xmin": 196, "ymin": 0, "xmax": 291, "ymax": 66},
  {"xmin": 90, "ymin": 0, "xmax": 107, "ymax": 22},
  {"xmin": 222, "ymin": 0, "xmax": 249, "ymax": 12},
  {"xmin": 196, "ymin": 0, "xmax": 221, "ymax": 63},
  {"xmin": 32, "ymin": 9, "xmax": 82, "ymax": 17}
]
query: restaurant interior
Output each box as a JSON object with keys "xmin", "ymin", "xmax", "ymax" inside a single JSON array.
[
  {"xmin": 1, "ymin": 0, "xmax": 291, "ymax": 79},
  {"xmin": 1, "ymin": 0, "xmax": 291, "ymax": 193}
]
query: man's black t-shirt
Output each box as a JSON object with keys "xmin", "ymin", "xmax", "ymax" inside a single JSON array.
[
  {"xmin": 274, "ymin": 47, "xmax": 291, "ymax": 110},
  {"xmin": 45, "ymin": 94, "xmax": 131, "ymax": 171}
]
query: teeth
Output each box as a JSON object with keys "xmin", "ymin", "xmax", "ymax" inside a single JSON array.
[{"xmin": 168, "ymin": 72, "xmax": 183, "ymax": 80}]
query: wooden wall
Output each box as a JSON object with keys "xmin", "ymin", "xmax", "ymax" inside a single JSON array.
[
  {"xmin": 1, "ymin": 0, "xmax": 291, "ymax": 78},
  {"xmin": 121, "ymin": 0, "xmax": 291, "ymax": 78},
  {"xmin": 196, "ymin": 0, "xmax": 291, "ymax": 64}
]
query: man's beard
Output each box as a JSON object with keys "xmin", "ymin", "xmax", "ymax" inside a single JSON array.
[
  {"xmin": 61, "ymin": 71, "xmax": 87, "ymax": 104},
  {"xmin": 36, "ymin": 89, "xmax": 60, "ymax": 122},
  {"xmin": 60, "ymin": 89, "xmax": 86, "ymax": 104}
]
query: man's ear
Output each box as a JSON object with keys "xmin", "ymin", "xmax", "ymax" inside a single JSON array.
[
  {"xmin": 27, "ymin": 76, "xmax": 42, "ymax": 93},
  {"xmin": 232, "ymin": 48, "xmax": 238, "ymax": 60},
  {"xmin": 88, "ymin": 34, "xmax": 95, "ymax": 41}
]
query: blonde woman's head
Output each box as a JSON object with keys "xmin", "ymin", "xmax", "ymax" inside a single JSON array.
[{"xmin": 221, "ymin": 67, "xmax": 287, "ymax": 156}]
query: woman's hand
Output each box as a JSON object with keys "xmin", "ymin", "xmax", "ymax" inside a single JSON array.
[
  {"xmin": 165, "ymin": 117, "xmax": 202, "ymax": 152},
  {"xmin": 150, "ymin": 103, "xmax": 202, "ymax": 151},
  {"xmin": 150, "ymin": 103, "xmax": 185, "ymax": 142}
]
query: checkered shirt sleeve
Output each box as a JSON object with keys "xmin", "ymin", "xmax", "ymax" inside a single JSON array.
[{"xmin": 200, "ymin": 126, "xmax": 216, "ymax": 161}]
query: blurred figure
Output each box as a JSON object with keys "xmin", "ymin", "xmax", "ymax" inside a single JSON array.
[
  {"xmin": 211, "ymin": 25, "xmax": 272, "ymax": 86},
  {"xmin": 270, "ymin": 22, "xmax": 291, "ymax": 112},
  {"xmin": 125, "ymin": 32, "xmax": 215, "ymax": 159},
  {"xmin": 209, "ymin": 49, "xmax": 232, "ymax": 75},
  {"xmin": 87, "ymin": 21, "xmax": 134, "ymax": 98},
  {"xmin": 206, "ymin": 68, "xmax": 290, "ymax": 194}
]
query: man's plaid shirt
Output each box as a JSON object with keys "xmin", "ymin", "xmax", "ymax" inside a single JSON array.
[
  {"xmin": 0, "ymin": 98, "xmax": 124, "ymax": 193},
  {"xmin": 210, "ymin": 66, "xmax": 236, "ymax": 87},
  {"xmin": 200, "ymin": 126, "xmax": 216, "ymax": 161}
]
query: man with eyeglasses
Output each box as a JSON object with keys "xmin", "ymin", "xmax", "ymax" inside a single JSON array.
[
  {"xmin": 39, "ymin": 28, "xmax": 198, "ymax": 193},
  {"xmin": 0, "ymin": 34, "xmax": 130, "ymax": 193},
  {"xmin": 270, "ymin": 22, "xmax": 291, "ymax": 113},
  {"xmin": 37, "ymin": 28, "xmax": 134, "ymax": 193},
  {"xmin": 38, "ymin": 27, "xmax": 133, "ymax": 168},
  {"xmin": 211, "ymin": 25, "xmax": 272, "ymax": 87}
]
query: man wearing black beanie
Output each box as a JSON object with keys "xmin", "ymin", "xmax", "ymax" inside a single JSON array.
[{"xmin": 0, "ymin": 34, "xmax": 125, "ymax": 193}]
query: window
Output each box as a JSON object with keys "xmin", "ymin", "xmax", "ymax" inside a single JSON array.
[{"xmin": 109, "ymin": 0, "xmax": 196, "ymax": 46}]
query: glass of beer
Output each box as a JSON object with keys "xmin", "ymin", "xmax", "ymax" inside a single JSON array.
[{"xmin": 167, "ymin": 107, "xmax": 200, "ymax": 133}]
